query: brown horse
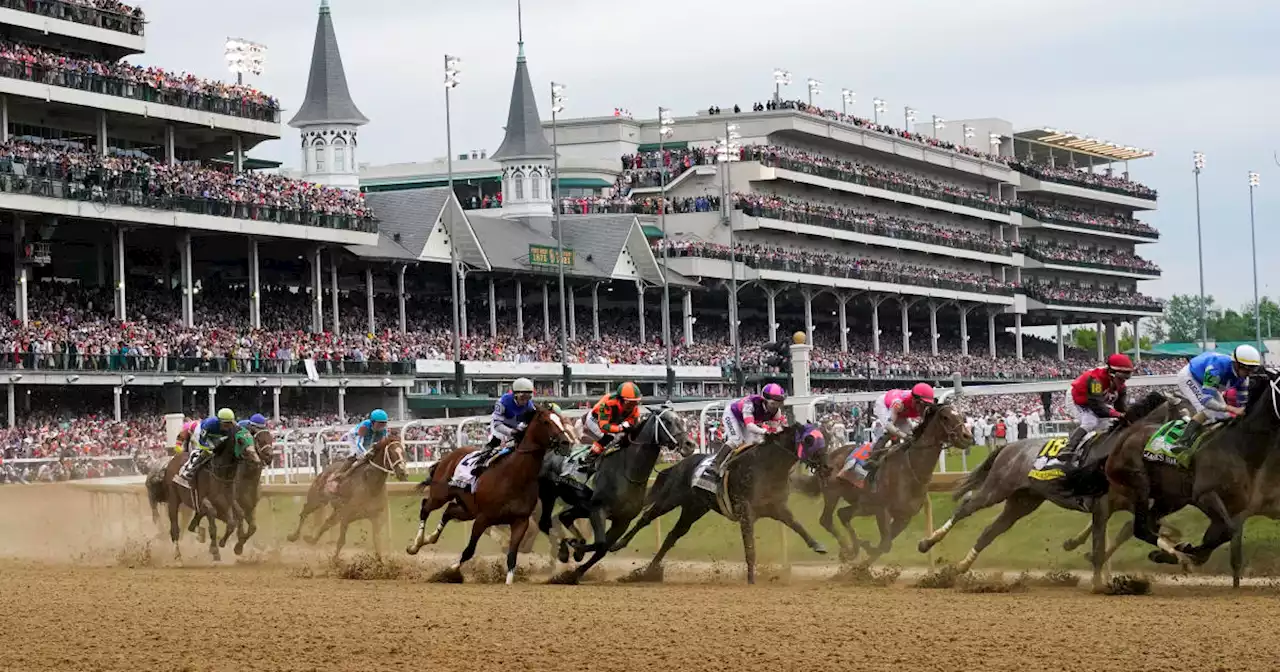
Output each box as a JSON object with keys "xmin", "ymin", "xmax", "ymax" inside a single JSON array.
[
  {"xmin": 188, "ymin": 428, "xmax": 276, "ymax": 555},
  {"xmin": 286, "ymin": 434, "xmax": 408, "ymax": 560},
  {"xmin": 803, "ymin": 402, "xmax": 971, "ymax": 562},
  {"xmin": 147, "ymin": 430, "xmax": 270, "ymax": 561},
  {"xmin": 405, "ymin": 404, "xmax": 574, "ymax": 584}
]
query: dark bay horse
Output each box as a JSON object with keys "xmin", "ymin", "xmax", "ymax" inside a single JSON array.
[
  {"xmin": 800, "ymin": 402, "xmax": 971, "ymax": 562},
  {"xmin": 612, "ymin": 422, "xmax": 829, "ymax": 585},
  {"xmin": 148, "ymin": 431, "xmax": 265, "ymax": 561},
  {"xmin": 188, "ymin": 428, "xmax": 275, "ymax": 556},
  {"xmin": 1106, "ymin": 372, "xmax": 1280, "ymax": 585},
  {"xmin": 916, "ymin": 391, "xmax": 1172, "ymax": 589},
  {"xmin": 405, "ymin": 404, "xmax": 574, "ymax": 584},
  {"xmin": 537, "ymin": 406, "xmax": 696, "ymax": 583},
  {"xmin": 286, "ymin": 434, "xmax": 407, "ymax": 561}
]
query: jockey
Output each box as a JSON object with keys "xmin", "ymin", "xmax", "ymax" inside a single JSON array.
[
  {"xmin": 473, "ymin": 378, "xmax": 536, "ymax": 476},
  {"xmin": 581, "ymin": 382, "xmax": 643, "ymax": 470},
  {"xmin": 327, "ymin": 409, "xmax": 390, "ymax": 493},
  {"xmin": 238, "ymin": 413, "xmax": 269, "ymax": 433},
  {"xmin": 719, "ymin": 383, "xmax": 787, "ymax": 466},
  {"xmin": 855, "ymin": 383, "xmax": 936, "ymax": 481},
  {"xmin": 175, "ymin": 408, "xmax": 247, "ymax": 486},
  {"xmin": 1173, "ymin": 345, "xmax": 1259, "ymax": 452},
  {"xmin": 173, "ymin": 419, "xmax": 200, "ymax": 455},
  {"xmin": 1063, "ymin": 353, "xmax": 1134, "ymax": 455}
]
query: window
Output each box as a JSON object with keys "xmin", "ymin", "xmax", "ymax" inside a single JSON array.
[
  {"xmin": 334, "ymin": 146, "xmax": 345, "ymax": 172},
  {"xmin": 514, "ymin": 172, "xmax": 525, "ymax": 199},
  {"xmin": 314, "ymin": 145, "xmax": 325, "ymax": 173},
  {"xmin": 530, "ymin": 170, "xmax": 541, "ymax": 198}
]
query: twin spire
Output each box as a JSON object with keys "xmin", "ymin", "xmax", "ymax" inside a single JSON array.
[
  {"xmin": 289, "ymin": 0, "xmax": 367, "ymax": 128},
  {"xmin": 490, "ymin": 0, "xmax": 555, "ymax": 162}
]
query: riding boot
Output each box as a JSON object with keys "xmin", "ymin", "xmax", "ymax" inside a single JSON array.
[
  {"xmin": 472, "ymin": 446, "xmax": 507, "ymax": 477},
  {"xmin": 1063, "ymin": 426, "xmax": 1088, "ymax": 467},
  {"xmin": 863, "ymin": 435, "xmax": 895, "ymax": 487},
  {"xmin": 1172, "ymin": 419, "xmax": 1203, "ymax": 456}
]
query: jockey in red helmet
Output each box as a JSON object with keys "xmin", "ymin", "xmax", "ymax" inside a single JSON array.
[{"xmin": 1063, "ymin": 353, "xmax": 1133, "ymax": 455}]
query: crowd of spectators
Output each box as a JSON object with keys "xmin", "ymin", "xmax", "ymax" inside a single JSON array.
[
  {"xmin": 558, "ymin": 194, "xmax": 719, "ymax": 215},
  {"xmin": 0, "ymin": 39, "xmax": 277, "ymax": 121},
  {"xmin": 5, "ymin": 0, "xmax": 143, "ymax": 34},
  {"xmin": 1023, "ymin": 282, "xmax": 1163, "ymax": 311},
  {"xmin": 732, "ymin": 192, "xmax": 1010, "ymax": 255},
  {"xmin": 1012, "ymin": 161, "xmax": 1157, "ymax": 200},
  {"xmin": 1018, "ymin": 238, "xmax": 1160, "ymax": 274},
  {"xmin": 0, "ymin": 137, "xmax": 374, "ymax": 226},
  {"xmin": 658, "ymin": 238, "xmax": 1015, "ymax": 295},
  {"xmin": 1015, "ymin": 203, "xmax": 1157, "ymax": 238}
]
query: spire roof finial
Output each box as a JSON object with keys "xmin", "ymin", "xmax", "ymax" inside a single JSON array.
[
  {"xmin": 490, "ymin": 0, "xmax": 554, "ymax": 163},
  {"xmin": 517, "ymin": 0, "xmax": 525, "ymax": 60},
  {"xmin": 289, "ymin": 0, "xmax": 368, "ymax": 128}
]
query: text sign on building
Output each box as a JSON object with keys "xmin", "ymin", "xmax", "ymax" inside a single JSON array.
[{"xmin": 529, "ymin": 244, "xmax": 573, "ymax": 267}]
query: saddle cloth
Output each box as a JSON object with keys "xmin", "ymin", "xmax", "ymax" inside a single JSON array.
[
  {"xmin": 558, "ymin": 446, "xmax": 597, "ymax": 488},
  {"xmin": 1143, "ymin": 419, "xmax": 1221, "ymax": 469},
  {"xmin": 1027, "ymin": 433, "xmax": 1095, "ymax": 482},
  {"xmin": 448, "ymin": 452, "xmax": 484, "ymax": 492},
  {"xmin": 691, "ymin": 454, "xmax": 718, "ymax": 494}
]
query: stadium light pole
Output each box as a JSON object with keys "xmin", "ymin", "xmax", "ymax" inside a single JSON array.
[
  {"xmin": 1249, "ymin": 170, "xmax": 1262, "ymax": 351},
  {"xmin": 445, "ymin": 55, "xmax": 462, "ymax": 391},
  {"xmin": 551, "ymin": 82, "xmax": 568, "ymax": 370},
  {"xmin": 806, "ymin": 78, "xmax": 821, "ymax": 107},
  {"xmin": 1193, "ymin": 151, "xmax": 1207, "ymax": 352},
  {"xmin": 772, "ymin": 69, "xmax": 791, "ymax": 105},
  {"xmin": 904, "ymin": 106, "xmax": 916, "ymax": 132},
  {"xmin": 840, "ymin": 89, "xmax": 855, "ymax": 117},
  {"xmin": 962, "ymin": 125, "xmax": 975, "ymax": 148},
  {"xmin": 872, "ymin": 98, "xmax": 886, "ymax": 125},
  {"xmin": 659, "ymin": 107, "xmax": 676, "ymax": 398},
  {"xmin": 718, "ymin": 123, "xmax": 743, "ymax": 394},
  {"xmin": 225, "ymin": 37, "xmax": 266, "ymax": 86},
  {"xmin": 931, "ymin": 115, "xmax": 945, "ymax": 140}
]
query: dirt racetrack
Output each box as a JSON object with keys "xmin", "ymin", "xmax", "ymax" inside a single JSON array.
[{"xmin": 3, "ymin": 485, "xmax": 1280, "ymax": 672}]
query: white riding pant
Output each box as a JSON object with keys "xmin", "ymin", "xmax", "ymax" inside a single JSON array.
[
  {"xmin": 1176, "ymin": 365, "xmax": 1231, "ymax": 422},
  {"xmin": 870, "ymin": 397, "xmax": 911, "ymax": 444},
  {"xmin": 721, "ymin": 405, "xmax": 748, "ymax": 449},
  {"xmin": 1071, "ymin": 404, "xmax": 1113, "ymax": 433}
]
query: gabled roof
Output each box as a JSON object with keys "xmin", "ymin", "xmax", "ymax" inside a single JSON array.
[
  {"xmin": 558, "ymin": 214, "xmax": 665, "ymax": 285},
  {"xmin": 351, "ymin": 188, "xmax": 488, "ymax": 269},
  {"xmin": 489, "ymin": 43, "xmax": 555, "ymax": 163},
  {"xmin": 289, "ymin": 0, "xmax": 369, "ymax": 128}
]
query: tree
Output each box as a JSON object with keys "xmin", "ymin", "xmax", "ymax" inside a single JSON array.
[
  {"xmin": 1071, "ymin": 327, "xmax": 1097, "ymax": 352},
  {"xmin": 1144, "ymin": 318, "xmax": 1168, "ymax": 344},
  {"xmin": 1118, "ymin": 325, "xmax": 1153, "ymax": 353},
  {"xmin": 1164, "ymin": 294, "xmax": 1216, "ymax": 343}
]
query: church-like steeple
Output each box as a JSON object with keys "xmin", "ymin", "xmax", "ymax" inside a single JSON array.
[
  {"xmin": 492, "ymin": 0, "xmax": 555, "ymax": 219},
  {"xmin": 290, "ymin": 0, "xmax": 367, "ymax": 188}
]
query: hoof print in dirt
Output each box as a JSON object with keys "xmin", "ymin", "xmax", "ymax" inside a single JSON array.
[
  {"xmin": 617, "ymin": 564, "xmax": 664, "ymax": 583},
  {"xmin": 831, "ymin": 563, "xmax": 901, "ymax": 587},
  {"xmin": 956, "ymin": 572, "xmax": 1027, "ymax": 594},
  {"xmin": 1097, "ymin": 574, "xmax": 1152, "ymax": 596},
  {"xmin": 914, "ymin": 566, "xmax": 962, "ymax": 589},
  {"xmin": 546, "ymin": 569, "xmax": 581, "ymax": 585},
  {"xmin": 429, "ymin": 566, "xmax": 465, "ymax": 584}
]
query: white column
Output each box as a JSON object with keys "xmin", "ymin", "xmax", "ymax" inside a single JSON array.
[
  {"xmin": 1015, "ymin": 313, "xmax": 1023, "ymax": 360},
  {"xmin": 803, "ymin": 289, "xmax": 814, "ymax": 345},
  {"xmin": 900, "ymin": 299, "xmax": 910, "ymax": 355},
  {"xmin": 396, "ymin": 265, "xmax": 407, "ymax": 334},
  {"xmin": 365, "ymin": 268, "xmax": 376, "ymax": 334},
  {"xmin": 488, "ymin": 278, "xmax": 498, "ymax": 339},
  {"xmin": 592, "ymin": 283, "xmax": 601, "ymax": 341},
  {"xmin": 1133, "ymin": 318, "xmax": 1142, "ymax": 364},
  {"xmin": 113, "ymin": 386, "xmax": 122, "ymax": 422},
  {"xmin": 180, "ymin": 232, "xmax": 194, "ymax": 328},
  {"xmin": 637, "ymin": 282, "xmax": 646, "ymax": 342},
  {"xmin": 929, "ymin": 301, "xmax": 939, "ymax": 357},
  {"xmin": 790, "ymin": 339, "xmax": 814, "ymax": 423},
  {"xmin": 458, "ymin": 271, "xmax": 468, "ymax": 338},
  {"xmin": 329, "ymin": 252, "xmax": 340, "ymax": 334},
  {"xmin": 568, "ymin": 285, "xmax": 577, "ymax": 341},
  {"xmin": 397, "ymin": 387, "xmax": 408, "ymax": 421},
  {"xmin": 837, "ymin": 295, "xmax": 849, "ymax": 352},
  {"xmin": 1056, "ymin": 318, "xmax": 1065, "ymax": 361},
  {"xmin": 0, "ymin": 95, "xmax": 9, "ymax": 142},
  {"xmin": 682, "ymin": 290, "xmax": 694, "ymax": 346},
  {"xmin": 5, "ymin": 382, "xmax": 12, "ymax": 428},
  {"xmin": 233, "ymin": 134, "xmax": 244, "ymax": 172},
  {"xmin": 112, "ymin": 226, "xmax": 126, "ymax": 321},
  {"xmin": 1096, "ymin": 319, "xmax": 1104, "ymax": 361},
  {"xmin": 272, "ymin": 387, "xmax": 281, "ymax": 421},
  {"xmin": 248, "ymin": 238, "xmax": 261, "ymax": 329},
  {"xmin": 515, "ymin": 280, "xmax": 524, "ymax": 340},
  {"xmin": 337, "ymin": 387, "xmax": 346, "ymax": 421},
  {"xmin": 959, "ymin": 305, "xmax": 970, "ymax": 357},
  {"xmin": 766, "ymin": 287, "xmax": 778, "ymax": 343},
  {"xmin": 310, "ymin": 247, "xmax": 323, "ymax": 333},
  {"xmin": 164, "ymin": 124, "xmax": 176, "ymax": 165},
  {"xmin": 542, "ymin": 283, "xmax": 551, "ymax": 341},
  {"xmin": 96, "ymin": 110, "xmax": 107, "ymax": 156},
  {"xmin": 871, "ymin": 298, "xmax": 882, "ymax": 354},
  {"xmin": 207, "ymin": 387, "xmax": 216, "ymax": 418},
  {"xmin": 988, "ymin": 312, "xmax": 997, "ymax": 360},
  {"xmin": 11, "ymin": 218, "xmax": 25, "ymax": 327}
]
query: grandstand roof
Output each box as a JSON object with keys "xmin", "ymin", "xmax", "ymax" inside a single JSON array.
[
  {"xmin": 1014, "ymin": 128, "xmax": 1153, "ymax": 162},
  {"xmin": 354, "ymin": 188, "xmax": 488, "ymax": 268},
  {"xmin": 289, "ymin": 0, "xmax": 369, "ymax": 128},
  {"xmin": 489, "ymin": 41, "xmax": 555, "ymax": 162},
  {"xmin": 468, "ymin": 213, "xmax": 667, "ymax": 285}
]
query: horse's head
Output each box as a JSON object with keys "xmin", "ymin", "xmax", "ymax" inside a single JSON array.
[
  {"xmin": 370, "ymin": 434, "xmax": 408, "ymax": 481},
  {"xmin": 645, "ymin": 406, "xmax": 697, "ymax": 457},
  {"xmin": 790, "ymin": 422, "xmax": 829, "ymax": 473},
  {"xmin": 518, "ymin": 403, "xmax": 576, "ymax": 455},
  {"xmin": 251, "ymin": 429, "xmax": 276, "ymax": 467},
  {"xmin": 917, "ymin": 402, "xmax": 971, "ymax": 449}
]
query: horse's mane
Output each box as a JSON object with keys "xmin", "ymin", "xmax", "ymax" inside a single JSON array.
[
  {"xmin": 911, "ymin": 402, "xmax": 948, "ymax": 440},
  {"xmin": 1119, "ymin": 390, "xmax": 1168, "ymax": 426},
  {"xmin": 1245, "ymin": 372, "xmax": 1273, "ymax": 415}
]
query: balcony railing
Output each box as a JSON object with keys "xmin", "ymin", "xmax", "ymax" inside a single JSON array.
[
  {"xmin": 0, "ymin": 157, "xmax": 377, "ymax": 233},
  {"xmin": 1020, "ymin": 247, "xmax": 1160, "ymax": 276},
  {"xmin": 0, "ymin": 0, "xmax": 144, "ymax": 36},
  {"xmin": 1022, "ymin": 287, "xmax": 1162, "ymax": 312},
  {"xmin": 0, "ymin": 57, "xmax": 279, "ymax": 123},
  {"xmin": 0, "ymin": 353, "xmax": 414, "ymax": 376}
]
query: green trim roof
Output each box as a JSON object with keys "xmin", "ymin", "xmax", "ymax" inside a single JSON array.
[
  {"xmin": 1148, "ymin": 341, "xmax": 1268, "ymax": 357},
  {"xmin": 637, "ymin": 141, "xmax": 688, "ymax": 152}
]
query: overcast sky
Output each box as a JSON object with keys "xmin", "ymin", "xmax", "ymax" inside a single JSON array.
[{"xmin": 134, "ymin": 0, "xmax": 1277, "ymax": 308}]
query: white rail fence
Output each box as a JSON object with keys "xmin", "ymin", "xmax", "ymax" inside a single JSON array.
[{"xmin": 3, "ymin": 375, "xmax": 1178, "ymax": 486}]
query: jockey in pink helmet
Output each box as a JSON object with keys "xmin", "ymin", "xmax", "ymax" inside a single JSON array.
[
  {"xmin": 840, "ymin": 383, "xmax": 936, "ymax": 485},
  {"xmin": 173, "ymin": 419, "xmax": 200, "ymax": 455}
]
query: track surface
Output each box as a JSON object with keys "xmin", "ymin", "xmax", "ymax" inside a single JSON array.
[{"xmin": 3, "ymin": 485, "xmax": 1279, "ymax": 671}]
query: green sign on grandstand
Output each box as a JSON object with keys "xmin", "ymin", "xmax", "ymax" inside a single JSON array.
[{"xmin": 529, "ymin": 244, "xmax": 573, "ymax": 267}]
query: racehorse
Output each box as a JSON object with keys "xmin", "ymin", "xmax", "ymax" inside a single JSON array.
[
  {"xmin": 612, "ymin": 422, "xmax": 829, "ymax": 585},
  {"xmin": 1106, "ymin": 371, "xmax": 1280, "ymax": 585},
  {"xmin": 537, "ymin": 406, "xmax": 696, "ymax": 583},
  {"xmin": 148, "ymin": 431, "xmax": 265, "ymax": 561},
  {"xmin": 286, "ymin": 433, "xmax": 407, "ymax": 561},
  {"xmin": 405, "ymin": 404, "xmax": 574, "ymax": 584},
  {"xmin": 915, "ymin": 391, "xmax": 1172, "ymax": 589},
  {"xmin": 187, "ymin": 429, "xmax": 275, "ymax": 555},
  {"xmin": 801, "ymin": 402, "xmax": 971, "ymax": 562}
]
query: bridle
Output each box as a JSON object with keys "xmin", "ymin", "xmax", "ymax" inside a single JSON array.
[{"xmin": 365, "ymin": 438, "xmax": 406, "ymax": 475}]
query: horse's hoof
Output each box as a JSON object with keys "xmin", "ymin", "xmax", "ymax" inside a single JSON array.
[
  {"xmin": 406, "ymin": 545, "xmax": 421, "ymax": 556},
  {"xmin": 917, "ymin": 539, "xmax": 933, "ymax": 554},
  {"xmin": 304, "ymin": 537, "xmax": 319, "ymax": 546},
  {"xmin": 573, "ymin": 547, "xmax": 587, "ymax": 563},
  {"xmin": 557, "ymin": 544, "xmax": 570, "ymax": 564},
  {"xmin": 810, "ymin": 542, "xmax": 828, "ymax": 555},
  {"xmin": 233, "ymin": 543, "xmax": 245, "ymax": 556},
  {"xmin": 210, "ymin": 551, "xmax": 221, "ymax": 562},
  {"xmin": 1174, "ymin": 541, "xmax": 1195, "ymax": 554},
  {"xmin": 1148, "ymin": 549, "xmax": 1178, "ymax": 565},
  {"xmin": 1083, "ymin": 552, "xmax": 1097, "ymax": 564},
  {"xmin": 286, "ymin": 533, "xmax": 300, "ymax": 543},
  {"xmin": 1063, "ymin": 538, "xmax": 1082, "ymax": 552}
]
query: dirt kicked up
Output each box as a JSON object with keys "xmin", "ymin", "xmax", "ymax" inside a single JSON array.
[{"xmin": 3, "ymin": 485, "xmax": 1280, "ymax": 671}]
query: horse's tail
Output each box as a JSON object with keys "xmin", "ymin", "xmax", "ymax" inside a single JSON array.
[
  {"xmin": 144, "ymin": 468, "xmax": 165, "ymax": 516},
  {"xmin": 952, "ymin": 443, "xmax": 1004, "ymax": 501},
  {"xmin": 413, "ymin": 461, "xmax": 439, "ymax": 494}
]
